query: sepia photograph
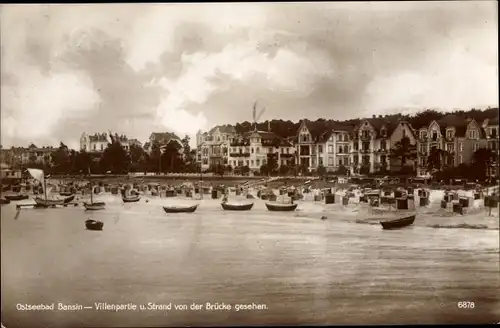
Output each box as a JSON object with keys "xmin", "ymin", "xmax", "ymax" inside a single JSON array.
[{"xmin": 0, "ymin": 1, "xmax": 499, "ymax": 327}]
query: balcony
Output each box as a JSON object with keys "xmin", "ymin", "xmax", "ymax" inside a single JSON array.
[
  {"xmin": 229, "ymin": 152, "xmax": 250, "ymax": 158},
  {"xmin": 375, "ymin": 148, "xmax": 387, "ymax": 153},
  {"xmin": 360, "ymin": 135, "xmax": 371, "ymax": 141},
  {"xmin": 280, "ymin": 153, "xmax": 295, "ymax": 158},
  {"xmin": 360, "ymin": 149, "xmax": 371, "ymax": 154}
]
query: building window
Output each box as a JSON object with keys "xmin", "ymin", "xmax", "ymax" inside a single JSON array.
[
  {"xmin": 459, "ymin": 143, "xmax": 463, "ymax": 152},
  {"xmin": 344, "ymin": 157, "xmax": 349, "ymax": 166},
  {"xmin": 420, "ymin": 131, "xmax": 427, "ymax": 139},
  {"xmin": 93, "ymin": 144, "xmax": 96, "ymax": 150},
  {"xmin": 268, "ymin": 147, "xmax": 272, "ymax": 153},
  {"xmin": 251, "ymin": 148, "xmax": 254, "ymax": 154},
  {"xmin": 432, "ymin": 131, "xmax": 438, "ymax": 141},
  {"xmin": 344, "ymin": 145, "xmax": 348, "ymax": 153},
  {"xmin": 380, "ymin": 140, "xmax": 386, "ymax": 150},
  {"xmin": 256, "ymin": 159, "xmax": 260, "ymax": 166},
  {"xmin": 318, "ymin": 145, "xmax": 323, "ymax": 153},
  {"xmin": 319, "ymin": 158, "xmax": 323, "ymax": 165},
  {"xmin": 446, "ymin": 130, "xmax": 454, "ymax": 139},
  {"xmin": 459, "ymin": 155, "xmax": 463, "ymax": 164},
  {"xmin": 473, "ymin": 143, "xmax": 479, "ymax": 152},
  {"xmin": 328, "ymin": 157, "xmax": 334, "ymax": 166},
  {"xmin": 100, "ymin": 144, "xmax": 103, "ymax": 150}
]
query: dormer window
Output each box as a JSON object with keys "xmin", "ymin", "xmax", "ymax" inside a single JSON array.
[
  {"xmin": 420, "ymin": 131, "xmax": 427, "ymax": 139},
  {"xmin": 432, "ymin": 131, "xmax": 438, "ymax": 141},
  {"xmin": 381, "ymin": 129, "xmax": 387, "ymax": 137},
  {"xmin": 446, "ymin": 129, "xmax": 454, "ymax": 139},
  {"xmin": 468, "ymin": 130, "xmax": 477, "ymax": 139}
]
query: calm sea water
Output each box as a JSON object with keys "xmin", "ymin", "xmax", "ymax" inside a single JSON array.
[{"xmin": 1, "ymin": 193, "xmax": 499, "ymax": 327}]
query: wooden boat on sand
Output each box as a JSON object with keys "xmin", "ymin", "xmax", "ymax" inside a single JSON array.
[
  {"xmin": 4, "ymin": 194, "xmax": 29, "ymax": 201},
  {"xmin": 265, "ymin": 202, "xmax": 298, "ymax": 212},
  {"xmin": 85, "ymin": 219, "xmax": 104, "ymax": 231},
  {"xmin": 162, "ymin": 204, "xmax": 198, "ymax": 213},
  {"xmin": 0, "ymin": 198, "xmax": 10, "ymax": 205},
  {"xmin": 221, "ymin": 202, "xmax": 254, "ymax": 211},
  {"xmin": 380, "ymin": 214, "xmax": 416, "ymax": 230},
  {"xmin": 60, "ymin": 191, "xmax": 73, "ymax": 196}
]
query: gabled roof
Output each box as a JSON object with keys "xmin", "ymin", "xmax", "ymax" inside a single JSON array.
[
  {"xmin": 150, "ymin": 132, "xmax": 181, "ymax": 143},
  {"xmin": 354, "ymin": 117, "xmax": 397, "ymax": 138},
  {"xmin": 209, "ymin": 125, "xmax": 236, "ymax": 134}
]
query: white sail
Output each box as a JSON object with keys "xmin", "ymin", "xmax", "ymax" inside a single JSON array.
[{"xmin": 27, "ymin": 168, "xmax": 44, "ymax": 185}]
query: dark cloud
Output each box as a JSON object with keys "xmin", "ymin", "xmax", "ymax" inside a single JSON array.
[{"xmin": 1, "ymin": 2, "xmax": 497, "ymax": 148}]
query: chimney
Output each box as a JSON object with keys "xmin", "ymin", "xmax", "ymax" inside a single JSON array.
[{"xmin": 372, "ymin": 115, "xmax": 376, "ymax": 119}]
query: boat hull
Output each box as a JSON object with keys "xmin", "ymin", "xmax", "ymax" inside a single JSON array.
[
  {"xmin": 0, "ymin": 198, "xmax": 10, "ymax": 205},
  {"xmin": 84, "ymin": 202, "xmax": 106, "ymax": 210},
  {"xmin": 163, "ymin": 204, "xmax": 198, "ymax": 213},
  {"xmin": 34, "ymin": 197, "xmax": 65, "ymax": 206},
  {"xmin": 380, "ymin": 214, "xmax": 416, "ymax": 230},
  {"xmin": 4, "ymin": 194, "xmax": 29, "ymax": 201},
  {"xmin": 221, "ymin": 202, "xmax": 254, "ymax": 211},
  {"xmin": 60, "ymin": 192, "xmax": 73, "ymax": 196},
  {"xmin": 85, "ymin": 219, "xmax": 104, "ymax": 231},
  {"xmin": 122, "ymin": 196, "xmax": 141, "ymax": 203},
  {"xmin": 265, "ymin": 203, "xmax": 298, "ymax": 212}
]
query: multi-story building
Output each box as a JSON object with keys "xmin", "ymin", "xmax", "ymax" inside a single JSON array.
[
  {"xmin": 388, "ymin": 120, "xmax": 418, "ymax": 172},
  {"xmin": 80, "ymin": 132, "xmax": 130, "ymax": 153},
  {"xmin": 482, "ymin": 116, "xmax": 499, "ymax": 177},
  {"xmin": 350, "ymin": 118, "xmax": 396, "ymax": 174},
  {"xmin": 415, "ymin": 115, "xmax": 487, "ymax": 176},
  {"xmin": 145, "ymin": 132, "xmax": 183, "ymax": 154},
  {"xmin": 196, "ymin": 125, "xmax": 236, "ymax": 170},
  {"xmin": 20, "ymin": 144, "xmax": 55, "ymax": 165},
  {"xmin": 313, "ymin": 124, "xmax": 353, "ymax": 172},
  {"xmin": 228, "ymin": 129, "xmax": 295, "ymax": 172},
  {"xmin": 296, "ymin": 120, "xmax": 333, "ymax": 170}
]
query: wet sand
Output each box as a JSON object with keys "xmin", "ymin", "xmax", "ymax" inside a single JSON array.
[{"xmin": 1, "ymin": 194, "xmax": 499, "ymax": 327}]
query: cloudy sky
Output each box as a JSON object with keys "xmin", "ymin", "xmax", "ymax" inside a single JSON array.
[{"xmin": 1, "ymin": 2, "xmax": 498, "ymax": 149}]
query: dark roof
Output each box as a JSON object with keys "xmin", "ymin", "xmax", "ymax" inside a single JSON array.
[
  {"xmin": 353, "ymin": 118, "xmax": 397, "ymax": 138},
  {"xmin": 150, "ymin": 132, "xmax": 181, "ymax": 143},
  {"xmin": 233, "ymin": 130, "xmax": 293, "ymax": 147},
  {"xmin": 436, "ymin": 115, "xmax": 468, "ymax": 137},
  {"xmin": 209, "ymin": 125, "xmax": 236, "ymax": 134},
  {"xmin": 488, "ymin": 116, "xmax": 499, "ymax": 126}
]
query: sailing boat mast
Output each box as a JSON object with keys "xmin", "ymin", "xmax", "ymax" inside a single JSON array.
[{"xmin": 44, "ymin": 174, "xmax": 47, "ymax": 201}]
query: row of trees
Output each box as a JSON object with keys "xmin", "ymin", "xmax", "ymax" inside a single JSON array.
[
  {"xmin": 25, "ymin": 134, "xmax": 196, "ymax": 175},
  {"xmin": 232, "ymin": 108, "xmax": 498, "ymax": 139}
]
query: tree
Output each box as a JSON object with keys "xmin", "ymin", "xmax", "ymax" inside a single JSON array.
[
  {"xmin": 471, "ymin": 148, "xmax": 494, "ymax": 181},
  {"xmin": 240, "ymin": 165, "xmax": 250, "ymax": 176},
  {"xmin": 100, "ymin": 140, "xmax": 130, "ymax": 174},
  {"xmin": 51, "ymin": 142, "xmax": 71, "ymax": 174},
  {"xmin": 74, "ymin": 150, "xmax": 92, "ymax": 174},
  {"xmin": 335, "ymin": 165, "xmax": 348, "ymax": 175},
  {"xmin": 129, "ymin": 144, "xmax": 147, "ymax": 173},
  {"xmin": 266, "ymin": 153, "xmax": 279, "ymax": 175},
  {"xmin": 427, "ymin": 147, "xmax": 444, "ymax": 174},
  {"xmin": 389, "ymin": 136, "xmax": 417, "ymax": 171},
  {"xmin": 148, "ymin": 141, "xmax": 162, "ymax": 173},
  {"xmin": 316, "ymin": 164, "xmax": 327, "ymax": 177},
  {"xmin": 161, "ymin": 140, "xmax": 183, "ymax": 172}
]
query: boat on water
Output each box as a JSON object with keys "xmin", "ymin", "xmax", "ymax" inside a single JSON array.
[
  {"xmin": 27, "ymin": 168, "xmax": 73, "ymax": 207},
  {"xmin": 221, "ymin": 202, "xmax": 254, "ymax": 211},
  {"xmin": 380, "ymin": 214, "xmax": 416, "ymax": 230},
  {"xmin": 4, "ymin": 194, "xmax": 29, "ymax": 201},
  {"xmin": 162, "ymin": 204, "xmax": 198, "ymax": 213},
  {"xmin": 85, "ymin": 219, "xmax": 104, "ymax": 231},
  {"xmin": 84, "ymin": 201, "xmax": 106, "ymax": 210},
  {"xmin": 0, "ymin": 198, "xmax": 10, "ymax": 205},
  {"xmin": 83, "ymin": 180, "xmax": 106, "ymax": 211},
  {"xmin": 122, "ymin": 195, "xmax": 141, "ymax": 203},
  {"xmin": 265, "ymin": 202, "xmax": 298, "ymax": 212}
]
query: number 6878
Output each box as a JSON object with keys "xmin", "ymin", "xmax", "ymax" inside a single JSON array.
[{"xmin": 457, "ymin": 301, "xmax": 475, "ymax": 309}]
